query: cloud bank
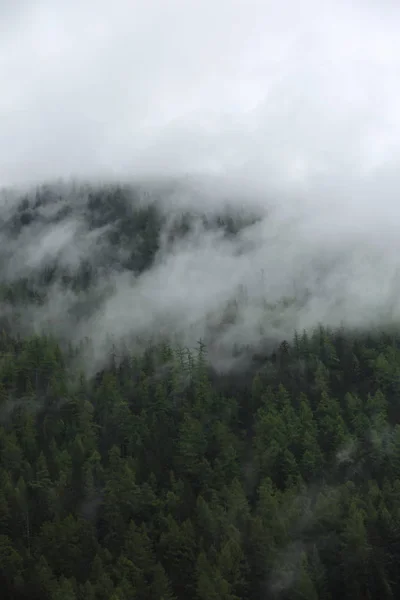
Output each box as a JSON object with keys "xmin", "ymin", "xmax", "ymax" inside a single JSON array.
[
  {"xmin": 1, "ymin": 0, "xmax": 400, "ymax": 370},
  {"xmin": 2, "ymin": 0, "xmax": 400, "ymax": 188}
]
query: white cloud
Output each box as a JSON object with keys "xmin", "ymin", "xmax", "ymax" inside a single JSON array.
[
  {"xmin": 1, "ymin": 0, "xmax": 399, "ymax": 192},
  {"xmin": 2, "ymin": 0, "xmax": 400, "ymax": 370}
]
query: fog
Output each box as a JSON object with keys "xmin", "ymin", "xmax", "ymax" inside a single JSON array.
[
  {"xmin": 3, "ymin": 0, "xmax": 400, "ymax": 187},
  {"xmin": 1, "ymin": 0, "xmax": 400, "ymax": 369}
]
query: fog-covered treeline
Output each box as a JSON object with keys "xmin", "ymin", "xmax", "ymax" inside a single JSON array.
[
  {"xmin": 0, "ymin": 185, "xmax": 398, "ymax": 599},
  {"xmin": 3, "ymin": 1, "xmax": 400, "ymax": 598},
  {"xmin": 2, "ymin": 320, "xmax": 400, "ymax": 599}
]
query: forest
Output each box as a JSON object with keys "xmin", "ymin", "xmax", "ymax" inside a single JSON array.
[{"xmin": 0, "ymin": 184, "xmax": 400, "ymax": 599}]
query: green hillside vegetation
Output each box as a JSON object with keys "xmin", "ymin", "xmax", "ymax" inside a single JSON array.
[
  {"xmin": 2, "ymin": 327, "xmax": 400, "ymax": 599},
  {"xmin": 0, "ymin": 185, "xmax": 399, "ymax": 599}
]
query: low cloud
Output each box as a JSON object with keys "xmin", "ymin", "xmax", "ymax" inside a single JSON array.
[{"xmin": 1, "ymin": 1, "xmax": 400, "ymax": 371}]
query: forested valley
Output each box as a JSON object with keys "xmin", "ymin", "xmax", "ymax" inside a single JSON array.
[{"xmin": 0, "ymin": 184, "xmax": 400, "ymax": 599}]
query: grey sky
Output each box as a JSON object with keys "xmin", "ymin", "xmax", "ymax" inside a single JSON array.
[
  {"xmin": 3, "ymin": 0, "xmax": 400, "ymax": 372},
  {"xmin": 2, "ymin": 0, "xmax": 400, "ymax": 196}
]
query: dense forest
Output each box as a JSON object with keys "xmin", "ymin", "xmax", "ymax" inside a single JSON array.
[{"xmin": 1, "ymin": 184, "xmax": 400, "ymax": 599}]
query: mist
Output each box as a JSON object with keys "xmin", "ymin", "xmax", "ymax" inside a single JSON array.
[{"xmin": 2, "ymin": 0, "xmax": 400, "ymax": 371}]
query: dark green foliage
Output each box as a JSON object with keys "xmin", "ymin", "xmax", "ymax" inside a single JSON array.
[
  {"xmin": 0, "ymin": 328, "xmax": 400, "ymax": 598},
  {"xmin": 2, "ymin": 184, "xmax": 400, "ymax": 598}
]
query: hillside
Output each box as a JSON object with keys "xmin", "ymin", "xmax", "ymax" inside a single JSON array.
[{"xmin": 0, "ymin": 183, "xmax": 399, "ymax": 599}]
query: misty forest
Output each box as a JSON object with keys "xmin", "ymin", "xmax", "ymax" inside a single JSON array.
[{"xmin": 0, "ymin": 182, "xmax": 400, "ymax": 600}]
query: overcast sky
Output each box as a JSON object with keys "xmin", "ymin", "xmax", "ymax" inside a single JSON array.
[
  {"xmin": 1, "ymin": 0, "xmax": 400, "ymax": 197},
  {"xmin": 2, "ymin": 0, "xmax": 400, "ymax": 366}
]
